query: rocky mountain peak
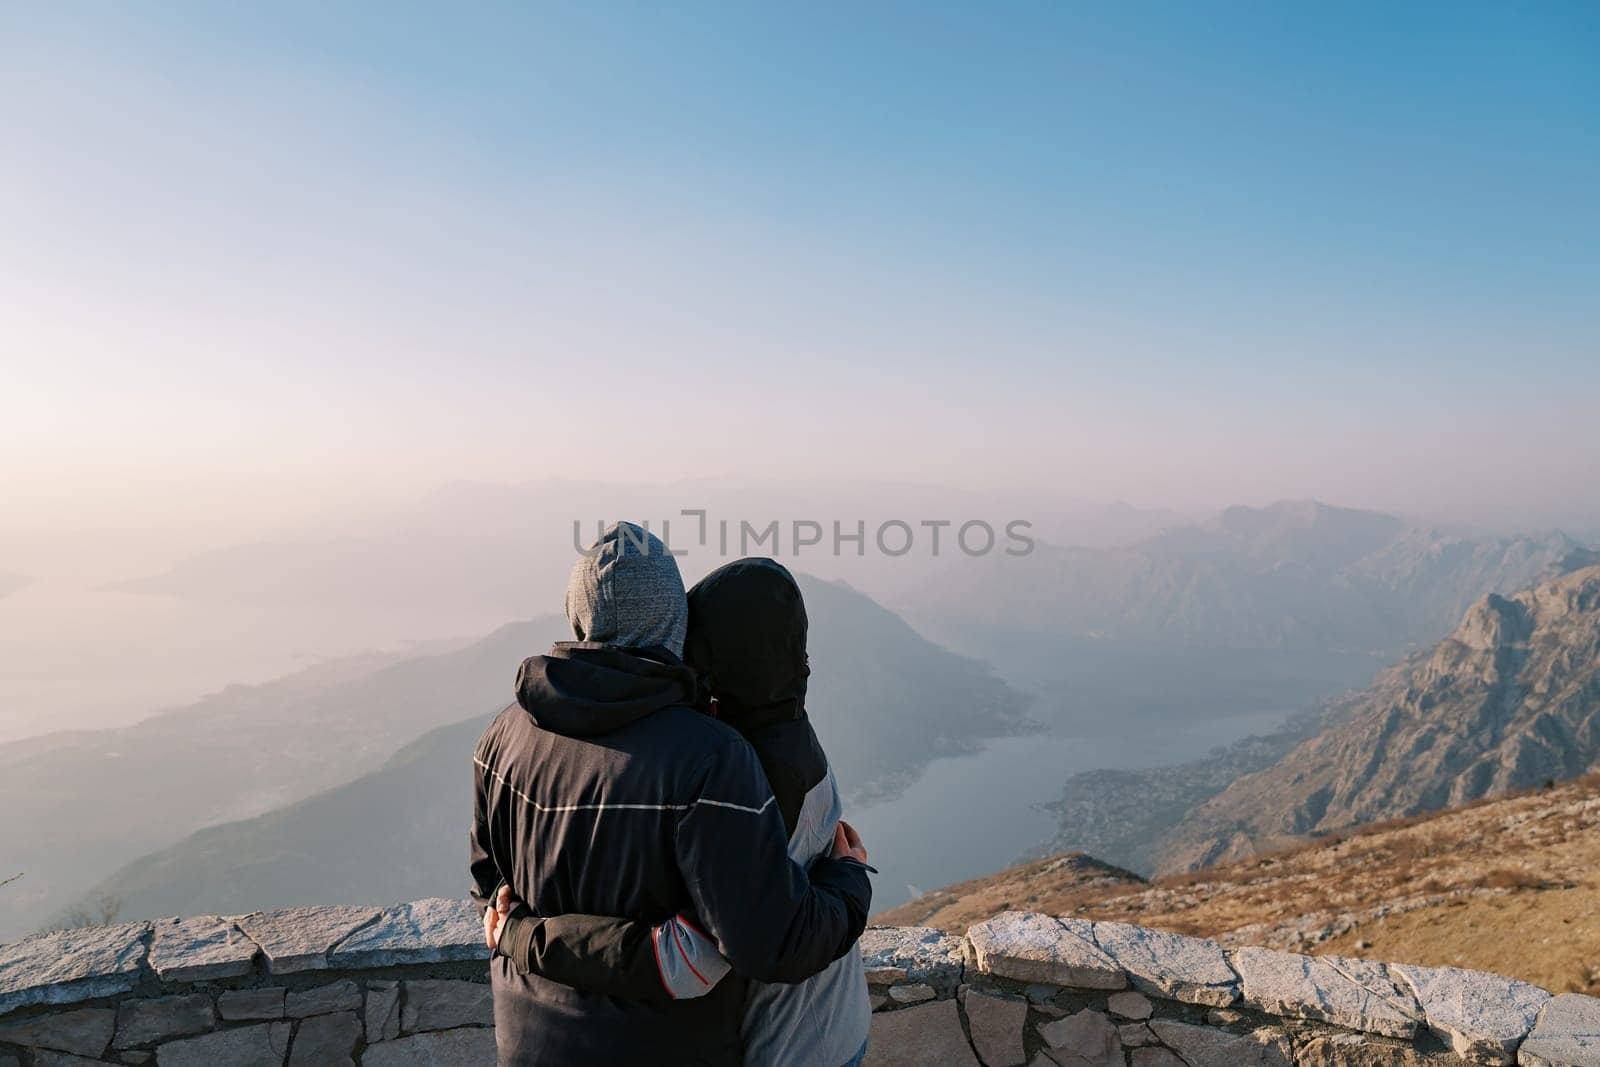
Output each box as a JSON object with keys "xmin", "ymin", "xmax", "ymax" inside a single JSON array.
[{"xmin": 1151, "ymin": 565, "xmax": 1600, "ymax": 874}]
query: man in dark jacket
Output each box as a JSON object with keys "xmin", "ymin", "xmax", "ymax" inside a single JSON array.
[{"xmin": 470, "ymin": 523, "xmax": 872, "ymax": 1065}]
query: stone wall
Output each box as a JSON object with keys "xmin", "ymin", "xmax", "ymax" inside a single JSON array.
[
  {"xmin": 0, "ymin": 899, "xmax": 492, "ymax": 1066},
  {"xmin": 2, "ymin": 901, "xmax": 1596, "ymax": 1066},
  {"xmin": 862, "ymin": 912, "xmax": 1594, "ymax": 1067}
]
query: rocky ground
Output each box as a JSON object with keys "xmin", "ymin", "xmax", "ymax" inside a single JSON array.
[{"xmin": 874, "ymin": 774, "xmax": 1600, "ymax": 995}]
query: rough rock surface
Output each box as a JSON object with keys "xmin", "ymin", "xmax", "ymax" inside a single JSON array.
[
  {"xmin": 0, "ymin": 922, "xmax": 148, "ymax": 1016},
  {"xmin": 1119, "ymin": 1021, "xmax": 1156, "ymax": 1046},
  {"xmin": 860, "ymin": 926, "xmax": 965, "ymax": 993},
  {"xmin": 1519, "ymin": 993, "xmax": 1600, "ymax": 1067},
  {"xmin": 217, "ymin": 987, "xmax": 285, "ymax": 1021},
  {"xmin": 0, "ymin": 904, "xmax": 1594, "ymax": 1067},
  {"xmin": 1038, "ymin": 1008, "xmax": 1121, "ymax": 1067},
  {"xmin": 147, "ymin": 916, "xmax": 257, "ymax": 981},
  {"xmin": 112, "ymin": 993, "xmax": 214, "ymax": 1047},
  {"xmin": 1233, "ymin": 946, "xmax": 1421, "ymax": 1038},
  {"xmin": 285, "ymin": 979, "xmax": 362, "ymax": 1018},
  {"xmin": 1148, "ymin": 1018, "xmax": 1292, "ymax": 1067},
  {"xmin": 1129, "ymin": 1049, "xmax": 1186, "ymax": 1067},
  {"xmin": 864, "ymin": 999, "xmax": 979, "ymax": 1067},
  {"xmin": 365, "ymin": 981, "xmax": 401, "ymax": 1043},
  {"xmin": 288, "ymin": 1010, "xmax": 360, "ymax": 1066},
  {"xmin": 155, "ymin": 1021, "xmax": 292, "ymax": 1067},
  {"xmin": 1298, "ymin": 1034, "xmax": 1435, "ymax": 1066},
  {"xmin": 1107, "ymin": 992, "xmax": 1153, "ymax": 1020},
  {"xmin": 887, "ymin": 983, "xmax": 934, "ymax": 1005},
  {"xmin": 400, "ymin": 980, "xmax": 494, "ymax": 1033},
  {"xmin": 967, "ymin": 912, "xmax": 1124, "ymax": 989},
  {"xmin": 236, "ymin": 905, "xmax": 380, "ymax": 974},
  {"xmin": 962, "ymin": 987, "xmax": 1027, "ymax": 1067},
  {"xmin": 1391, "ymin": 963, "xmax": 1549, "ymax": 1064},
  {"xmin": 328, "ymin": 899, "xmax": 487, "ymax": 969},
  {"xmin": 0, "ymin": 1007, "xmax": 115, "ymax": 1058},
  {"xmin": 361, "ymin": 1027, "xmax": 497, "ymax": 1066},
  {"xmin": 1092, "ymin": 921, "xmax": 1238, "ymax": 1006}
]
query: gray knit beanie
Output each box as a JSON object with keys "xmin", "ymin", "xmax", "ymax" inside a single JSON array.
[{"xmin": 565, "ymin": 521, "xmax": 688, "ymax": 656}]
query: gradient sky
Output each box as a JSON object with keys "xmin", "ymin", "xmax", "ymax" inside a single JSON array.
[{"xmin": 4, "ymin": 1, "xmax": 1598, "ymax": 561}]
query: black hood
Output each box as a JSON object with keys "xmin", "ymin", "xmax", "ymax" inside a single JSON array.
[
  {"xmin": 684, "ymin": 558, "xmax": 809, "ymax": 732},
  {"xmin": 515, "ymin": 642, "xmax": 696, "ymax": 738}
]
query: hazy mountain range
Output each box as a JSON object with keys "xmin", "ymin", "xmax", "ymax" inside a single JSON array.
[
  {"xmin": 0, "ymin": 616, "xmax": 571, "ymax": 940},
  {"xmin": 1157, "ymin": 562, "xmax": 1600, "ymax": 872},
  {"xmin": 100, "ymin": 479, "xmax": 1183, "ymax": 614},
  {"xmin": 16, "ymin": 496, "xmax": 1599, "ymax": 938},
  {"xmin": 1037, "ymin": 560, "xmax": 1600, "ymax": 877},
  {"xmin": 70, "ymin": 575, "xmax": 1031, "ymax": 921},
  {"xmin": 904, "ymin": 500, "xmax": 1592, "ymax": 661}
]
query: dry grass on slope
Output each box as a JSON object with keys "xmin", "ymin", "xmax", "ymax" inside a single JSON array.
[{"xmin": 873, "ymin": 774, "xmax": 1600, "ymax": 994}]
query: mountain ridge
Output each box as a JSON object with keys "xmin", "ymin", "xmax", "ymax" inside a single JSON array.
[
  {"xmin": 1154, "ymin": 563, "xmax": 1600, "ymax": 873},
  {"xmin": 905, "ymin": 499, "xmax": 1593, "ymax": 656},
  {"xmin": 63, "ymin": 574, "xmax": 1033, "ymax": 924}
]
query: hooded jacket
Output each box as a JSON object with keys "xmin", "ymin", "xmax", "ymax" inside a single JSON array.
[
  {"xmin": 492, "ymin": 559, "xmax": 871, "ymax": 1067},
  {"xmin": 471, "ymin": 534, "xmax": 871, "ymax": 1066}
]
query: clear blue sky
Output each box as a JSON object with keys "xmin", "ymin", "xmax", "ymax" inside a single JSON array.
[{"xmin": 3, "ymin": 1, "xmax": 1598, "ymax": 547}]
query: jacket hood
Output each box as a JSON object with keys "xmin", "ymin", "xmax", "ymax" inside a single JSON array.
[
  {"xmin": 566, "ymin": 521, "xmax": 689, "ymax": 656},
  {"xmin": 515, "ymin": 642, "xmax": 697, "ymax": 738},
  {"xmin": 684, "ymin": 557, "xmax": 809, "ymax": 732}
]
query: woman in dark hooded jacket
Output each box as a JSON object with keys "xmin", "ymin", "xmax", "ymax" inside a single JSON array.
[{"xmin": 487, "ymin": 558, "xmax": 871, "ymax": 1067}]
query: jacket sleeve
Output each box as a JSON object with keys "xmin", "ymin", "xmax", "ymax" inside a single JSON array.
[
  {"xmin": 495, "ymin": 910, "xmax": 731, "ymax": 1003},
  {"xmin": 673, "ymin": 738, "xmax": 872, "ymax": 984},
  {"xmin": 468, "ymin": 743, "xmax": 501, "ymax": 911}
]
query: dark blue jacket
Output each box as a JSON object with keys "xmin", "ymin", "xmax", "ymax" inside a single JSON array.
[{"xmin": 470, "ymin": 641, "xmax": 870, "ymax": 1065}]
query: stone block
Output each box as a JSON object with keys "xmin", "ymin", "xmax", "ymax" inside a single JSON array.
[
  {"xmin": 33, "ymin": 1053, "xmax": 111, "ymax": 1067},
  {"xmin": 154, "ymin": 1021, "xmax": 291, "ymax": 1067},
  {"xmin": 288, "ymin": 1010, "xmax": 360, "ymax": 1066},
  {"xmin": 1232, "ymin": 947, "xmax": 1421, "ymax": 1039},
  {"xmin": 328, "ymin": 899, "xmax": 487, "ymax": 969},
  {"xmin": 218, "ymin": 988, "xmax": 285, "ymax": 1021},
  {"xmin": 0, "ymin": 922, "xmax": 149, "ymax": 1017},
  {"xmin": 400, "ymin": 981, "xmax": 494, "ymax": 1033},
  {"xmin": 859, "ymin": 927, "xmax": 965, "ymax": 994},
  {"xmin": 285, "ymin": 980, "xmax": 361, "ymax": 1018},
  {"xmin": 1519, "ymin": 993, "xmax": 1600, "ymax": 1067},
  {"xmin": 113, "ymin": 994, "xmax": 214, "ymax": 1047},
  {"xmin": 235, "ymin": 906, "xmax": 379, "ymax": 974},
  {"xmin": 1148, "ymin": 1019, "xmax": 1292, "ymax": 1067},
  {"xmin": 1092, "ymin": 921, "xmax": 1238, "ymax": 1007},
  {"xmin": 366, "ymin": 981, "xmax": 401, "ymax": 1042},
  {"xmin": 965, "ymin": 912, "xmax": 1124, "ymax": 990},
  {"xmin": 887, "ymin": 983, "xmax": 935, "ymax": 1005},
  {"xmin": 865, "ymin": 999, "xmax": 979, "ymax": 1067},
  {"xmin": 1298, "ymin": 1033, "xmax": 1433, "ymax": 1066},
  {"xmin": 1037, "ymin": 1008, "xmax": 1120, "ymax": 1067},
  {"xmin": 362, "ymin": 1028, "xmax": 498, "ymax": 1066},
  {"xmin": 147, "ymin": 917, "xmax": 257, "ymax": 982},
  {"xmin": 1106, "ymin": 991, "xmax": 1153, "ymax": 1020},
  {"xmin": 1129, "ymin": 1050, "xmax": 1186, "ymax": 1067},
  {"xmin": 961, "ymin": 987, "xmax": 1027, "ymax": 1067},
  {"xmin": 0, "ymin": 1006, "xmax": 115, "ymax": 1057},
  {"xmin": 1391, "ymin": 962, "xmax": 1549, "ymax": 1064},
  {"xmin": 1119, "ymin": 1021, "xmax": 1156, "ymax": 1046}
]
